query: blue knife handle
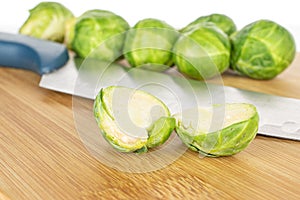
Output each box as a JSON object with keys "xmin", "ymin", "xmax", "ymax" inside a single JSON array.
[{"xmin": 0, "ymin": 32, "xmax": 69, "ymax": 75}]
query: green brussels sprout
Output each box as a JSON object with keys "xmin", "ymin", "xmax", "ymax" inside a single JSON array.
[
  {"xmin": 230, "ymin": 20, "xmax": 296, "ymax": 80},
  {"xmin": 123, "ymin": 18, "xmax": 179, "ymax": 71},
  {"xmin": 71, "ymin": 9, "xmax": 130, "ymax": 60},
  {"xmin": 173, "ymin": 22, "xmax": 231, "ymax": 80},
  {"xmin": 181, "ymin": 13, "xmax": 237, "ymax": 36},
  {"xmin": 19, "ymin": 2, "xmax": 74, "ymax": 42},
  {"xmin": 93, "ymin": 86, "xmax": 175, "ymax": 153},
  {"xmin": 64, "ymin": 17, "xmax": 76, "ymax": 49},
  {"xmin": 174, "ymin": 103, "xmax": 259, "ymax": 157}
]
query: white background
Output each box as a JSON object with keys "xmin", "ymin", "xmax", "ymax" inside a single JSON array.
[{"xmin": 1, "ymin": 0, "xmax": 300, "ymax": 49}]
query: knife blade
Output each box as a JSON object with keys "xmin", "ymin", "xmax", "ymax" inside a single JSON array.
[{"xmin": 39, "ymin": 55, "xmax": 300, "ymax": 141}]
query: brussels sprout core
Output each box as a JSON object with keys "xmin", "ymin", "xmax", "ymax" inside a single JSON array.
[
  {"xmin": 94, "ymin": 86, "xmax": 175, "ymax": 153},
  {"xmin": 174, "ymin": 103, "xmax": 259, "ymax": 157}
]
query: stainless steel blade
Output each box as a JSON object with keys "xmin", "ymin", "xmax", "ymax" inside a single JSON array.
[
  {"xmin": 39, "ymin": 53, "xmax": 78, "ymax": 93},
  {"xmin": 39, "ymin": 56, "xmax": 300, "ymax": 140}
]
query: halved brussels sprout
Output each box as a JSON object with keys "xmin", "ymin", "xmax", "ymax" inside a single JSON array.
[
  {"xmin": 230, "ymin": 20, "xmax": 296, "ymax": 80},
  {"xmin": 173, "ymin": 22, "xmax": 231, "ymax": 80},
  {"xmin": 19, "ymin": 2, "xmax": 74, "ymax": 42},
  {"xmin": 174, "ymin": 103, "xmax": 259, "ymax": 157},
  {"xmin": 71, "ymin": 9, "xmax": 130, "ymax": 60},
  {"xmin": 123, "ymin": 18, "xmax": 179, "ymax": 71},
  {"xmin": 181, "ymin": 13, "xmax": 237, "ymax": 36},
  {"xmin": 93, "ymin": 86, "xmax": 175, "ymax": 153}
]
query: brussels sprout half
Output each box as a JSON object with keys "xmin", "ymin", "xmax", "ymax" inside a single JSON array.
[
  {"xmin": 181, "ymin": 13, "xmax": 237, "ymax": 36},
  {"xmin": 173, "ymin": 22, "xmax": 231, "ymax": 80},
  {"xmin": 71, "ymin": 9, "xmax": 130, "ymax": 60},
  {"xmin": 19, "ymin": 2, "xmax": 74, "ymax": 42},
  {"xmin": 174, "ymin": 103, "xmax": 259, "ymax": 157},
  {"xmin": 93, "ymin": 86, "xmax": 175, "ymax": 153},
  {"xmin": 123, "ymin": 18, "xmax": 179, "ymax": 71},
  {"xmin": 230, "ymin": 20, "xmax": 296, "ymax": 80}
]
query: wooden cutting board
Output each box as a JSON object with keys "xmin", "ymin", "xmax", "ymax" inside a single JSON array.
[{"xmin": 1, "ymin": 54, "xmax": 300, "ymax": 200}]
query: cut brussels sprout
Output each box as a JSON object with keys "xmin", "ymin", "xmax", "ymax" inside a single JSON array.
[
  {"xmin": 93, "ymin": 86, "xmax": 175, "ymax": 153},
  {"xmin": 181, "ymin": 13, "xmax": 237, "ymax": 36},
  {"xmin": 71, "ymin": 9, "xmax": 130, "ymax": 60},
  {"xmin": 19, "ymin": 2, "xmax": 74, "ymax": 42},
  {"xmin": 230, "ymin": 20, "xmax": 296, "ymax": 80},
  {"xmin": 123, "ymin": 18, "xmax": 179, "ymax": 71},
  {"xmin": 173, "ymin": 22, "xmax": 231, "ymax": 80},
  {"xmin": 174, "ymin": 103, "xmax": 259, "ymax": 157}
]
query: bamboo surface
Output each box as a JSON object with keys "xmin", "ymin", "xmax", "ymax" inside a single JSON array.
[{"xmin": 0, "ymin": 54, "xmax": 300, "ymax": 200}]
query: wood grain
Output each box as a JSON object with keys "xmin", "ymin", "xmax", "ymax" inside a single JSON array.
[{"xmin": 1, "ymin": 54, "xmax": 300, "ymax": 200}]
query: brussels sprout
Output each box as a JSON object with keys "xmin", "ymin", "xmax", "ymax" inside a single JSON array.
[
  {"xmin": 64, "ymin": 17, "xmax": 76, "ymax": 49},
  {"xmin": 174, "ymin": 103, "xmax": 259, "ymax": 157},
  {"xmin": 181, "ymin": 13, "xmax": 237, "ymax": 36},
  {"xmin": 173, "ymin": 22, "xmax": 231, "ymax": 80},
  {"xmin": 230, "ymin": 20, "xmax": 296, "ymax": 80},
  {"xmin": 93, "ymin": 86, "xmax": 175, "ymax": 153},
  {"xmin": 71, "ymin": 10, "xmax": 130, "ymax": 60},
  {"xmin": 123, "ymin": 18, "xmax": 179, "ymax": 71},
  {"xmin": 19, "ymin": 2, "xmax": 74, "ymax": 42}
]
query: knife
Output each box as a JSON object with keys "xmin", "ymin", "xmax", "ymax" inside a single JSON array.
[{"xmin": 1, "ymin": 32, "xmax": 300, "ymax": 140}]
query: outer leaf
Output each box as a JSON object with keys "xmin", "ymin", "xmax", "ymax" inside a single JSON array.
[{"xmin": 146, "ymin": 117, "xmax": 176, "ymax": 148}]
